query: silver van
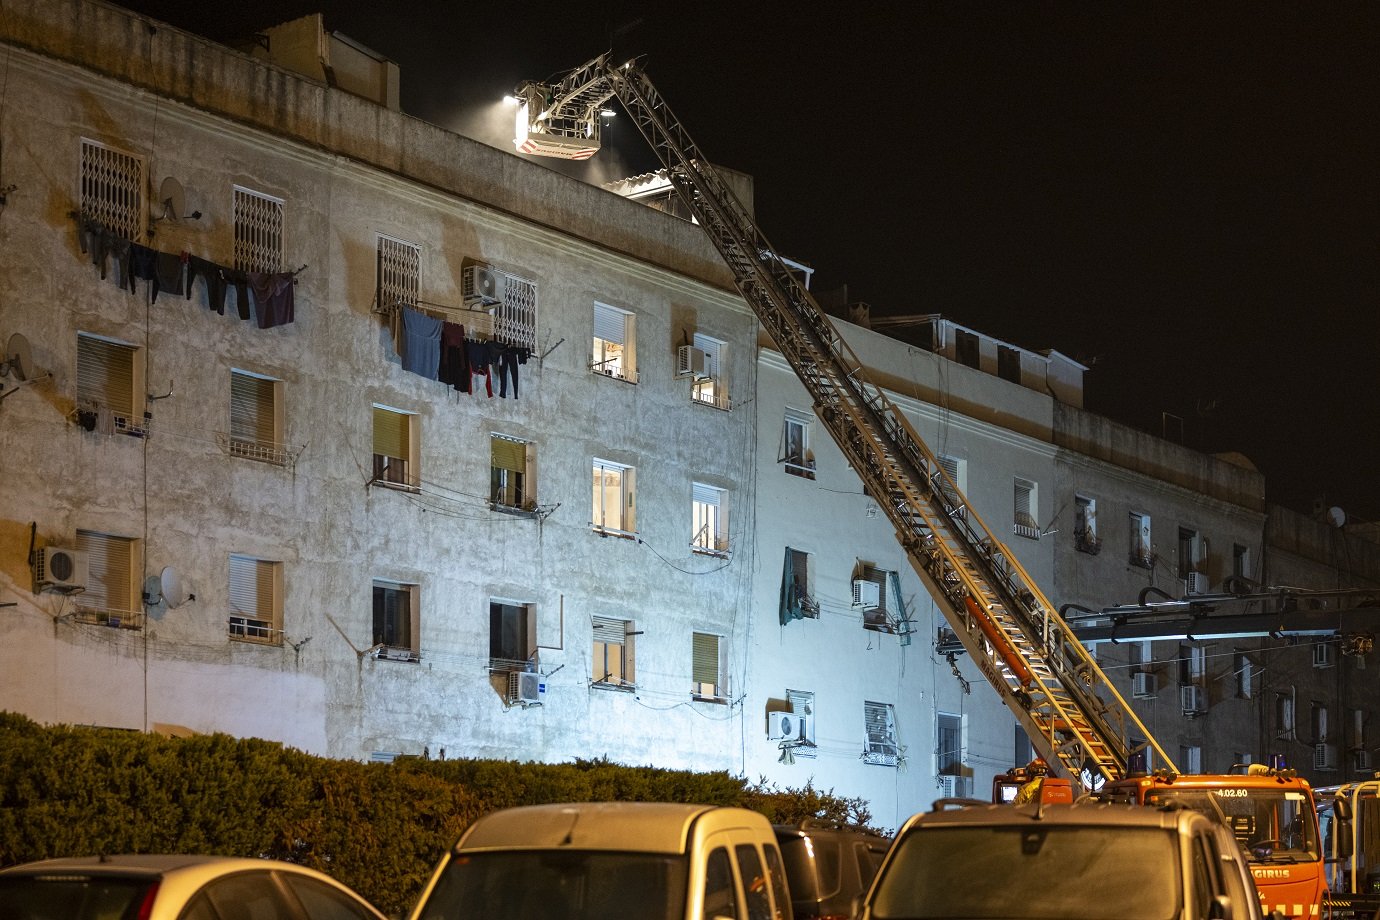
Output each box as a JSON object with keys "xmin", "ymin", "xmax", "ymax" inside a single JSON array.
[{"xmin": 409, "ymin": 802, "xmax": 791, "ymax": 920}]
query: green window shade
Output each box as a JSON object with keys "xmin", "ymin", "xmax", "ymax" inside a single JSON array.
[
  {"xmin": 77, "ymin": 335, "xmax": 135, "ymax": 416},
  {"xmin": 373, "ymin": 407, "xmax": 409, "ymax": 460},
  {"xmin": 692, "ymin": 632, "xmax": 720, "ymax": 685},
  {"xmin": 229, "ymin": 554, "xmax": 274, "ymax": 619},
  {"xmin": 492, "ymin": 437, "xmax": 526, "ymax": 472}
]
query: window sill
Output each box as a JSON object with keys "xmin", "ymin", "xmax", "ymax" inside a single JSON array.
[
  {"xmin": 592, "ymin": 680, "xmax": 636, "ymax": 693},
  {"xmin": 863, "ymin": 622, "xmax": 895, "ymax": 634},
  {"xmin": 691, "ymin": 545, "xmax": 730, "ymax": 558},
  {"xmin": 371, "ymin": 479, "xmax": 420, "ymax": 494},
  {"xmin": 229, "ymin": 633, "xmax": 282, "ymax": 647},
  {"xmin": 74, "ymin": 606, "xmax": 144, "ymax": 630},
  {"xmin": 692, "ymin": 694, "xmax": 728, "ymax": 705},
  {"xmin": 491, "ymin": 501, "xmax": 539, "ymax": 519},
  {"xmin": 1013, "ymin": 525, "xmax": 1041, "ymax": 540},
  {"xmin": 592, "ymin": 526, "xmax": 638, "ymax": 540},
  {"xmin": 592, "ymin": 367, "xmax": 639, "ymax": 384},
  {"xmin": 691, "ymin": 394, "xmax": 731, "ymax": 411},
  {"xmin": 783, "ymin": 464, "xmax": 816, "ymax": 480},
  {"xmin": 228, "ymin": 438, "xmax": 291, "ymax": 466}
]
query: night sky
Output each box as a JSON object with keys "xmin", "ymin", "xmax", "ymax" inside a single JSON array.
[{"xmin": 107, "ymin": 1, "xmax": 1379, "ymax": 523}]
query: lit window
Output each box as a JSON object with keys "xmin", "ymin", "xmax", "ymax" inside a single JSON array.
[
  {"xmin": 782, "ymin": 410, "xmax": 815, "ymax": 478},
  {"xmin": 592, "ymin": 459, "xmax": 635, "ymax": 535},
  {"xmin": 229, "ymin": 370, "xmax": 285, "ymax": 465},
  {"xmin": 592, "ymin": 302, "xmax": 635, "ymax": 382},
  {"xmin": 1129, "ymin": 511, "xmax": 1153, "ymax": 567},
  {"xmin": 377, "ymin": 235, "xmax": 420, "ymax": 309},
  {"xmin": 80, "ymin": 138, "xmax": 144, "ymax": 241},
  {"xmin": 1013, "ymin": 478, "xmax": 1039, "ymax": 539},
  {"xmin": 691, "ymin": 333, "xmax": 727, "ymax": 409},
  {"xmin": 76, "ymin": 333, "xmax": 145, "ymax": 435},
  {"xmin": 228, "ymin": 554, "xmax": 282, "ymax": 644},
  {"xmin": 490, "ymin": 600, "xmax": 536, "ymax": 672},
  {"xmin": 75, "ymin": 530, "xmax": 140, "ymax": 628},
  {"xmin": 692, "ymin": 631, "xmax": 728, "ymax": 701},
  {"xmin": 491, "ymin": 435, "xmax": 535, "ymax": 511},
  {"xmin": 1074, "ymin": 495, "xmax": 1100, "ymax": 554},
  {"xmin": 593, "ymin": 616, "xmax": 635, "ymax": 689},
  {"xmin": 372, "ymin": 405, "xmax": 418, "ymax": 490},
  {"xmin": 372, "ymin": 580, "xmax": 418, "ymax": 660},
  {"xmin": 863, "ymin": 700, "xmax": 900, "ymax": 766},
  {"xmin": 233, "ymin": 186, "xmax": 284, "ymax": 273},
  {"xmin": 691, "ymin": 483, "xmax": 728, "ymax": 555}
]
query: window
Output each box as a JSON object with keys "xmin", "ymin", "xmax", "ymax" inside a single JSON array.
[
  {"xmin": 1179, "ymin": 644, "xmax": 1206, "ymax": 685},
  {"xmin": 74, "ymin": 530, "xmax": 139, "ymax": 627},
  {"xmin": 233, "ymin": 186, "xmax": 284, "ymax": 272},
  {"xmin": 593, "ymin": 616, "xmax": 635, "ymax": 689},
  {"xmin": 1276, "ymin": 693, "xmax": 1296, "ymax": 738},
  {"xmin": 1013, "ymin": 478, "xmax": 1039, "ymax": 539},
  {"xmin": 692, "ymin": 631, "xmax": 728, "ymax": 701},
  {"xmin": 779, "ymin": 547, "xmax": 818, "ymax": 623},
  {"xmin": 691, "ymin": 483, "xmax": 729, "ymax": 554},
  {"xmin": 787, "ymin": 689, "xmax": 816, "ymax": 754},
  {"xmin": 228, "ymin": 554, "xmax": 282, "ymax": 644},
  {"xmin": 372, "ymin": 405, "xmax": 418, "ymax": 490},
  {"xmin": 935, "ymin": 455, "xmax": 965, "ymax": 518},
  {"xmin": 997, "ymin": 344, "xmax": 1021, "ymax": 383},
  {"xmin": 1131, "ymin": 640, "xmax": 1153, "ymax": 669},
  {"xmin": 955, "ymin": 330, "xmax": 979, "ymax": 368},
  {"xmin": 76, "ymin": 333, "xmax": 145, "ymax": 435},
  {"xmin": 1353, "ymin": 709, "xmax": 1366, "ymax": 751},
  {"xmin": 937, "ymin": 712, "xmax": 964, "ymax": 778},
  {"xmin": 859, "ymin": 564, "xmax": 894, "ymax": 632},
  {"xmin": 377, "ymin": 235, "xmax": 420, "ymax": 309},
  {"xmin": 1178, "ymin": 527, "xmax": 1205, "ymax": 577},
  {"xmin": 1129, "ymin": 511, "xmax": 1152, "ymax": 567},
  {"xmin": 1234, "ymin": 652, "xmax": 1255, "ymax": 699},
  {"xmin": 863, "ymin": 700, "xmax": 900, "ymax": 766},
  {"xmin": 781, "ymin": 410, "xmax": 815, "ymax": 478},
  {"xmin": 372, "ymin": 580, "xmax": 417, "ymax": 659},
  {"xmin": 592, "ymin": 302, "xmax": 635, "ymax": 381},
  {"xmin": 494, "ymin": 272, "xmax": 537, "ymax": 353},
  {"xmin": 691, "ymin": 333, "xmax": 727, "ymax": 409},
  {"xmin": 703, "ymin": 848, "xmax": 740, "ymax": 920},
  {"xmin": 490, "ymin": 600, "xmax": 536, "ymax": 672},
  {"xmin": 80, "ymin": 138, "xmax": 144, "ymax": 241},
  {"xmin": 491, "ymin": 435, "xmax": 534, "ymax": 511},
  {"xmin": 1074, "ymin": 495, "xmax": 1100, "ymax": 554},
  {"xmin": 229, "ymin": 370, "xmax": 285, "ymax": 464},
  {"xmin": 1312, "ymin": 702, "xmax": 1329, "ymax": 743},
  {"xmin": 1181, "ymin": 745, "xmax": 1203, "ymax": 774},
  {"xmin": 1232, "ymin": 543, "xmax": 1251, "ymax": 579},
  {"xmin": 592, "ymin": 459, "xmax": 636, "ymax": 535}
]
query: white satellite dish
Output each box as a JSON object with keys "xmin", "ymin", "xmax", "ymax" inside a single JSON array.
[
  {"xmin": 160, "ymin": 176, "xmax": 187, "ymax": 220},
  {"xmin": 1327, "ymin": 506, "xmax": 1347, "ymax": 528},
  {"xmin": 2, "ymin": 332, "xmax": 33, "ymax": 381},
  {"xmin": 161, "ymin": 565, "xmax": 191, "ymax": 608}
]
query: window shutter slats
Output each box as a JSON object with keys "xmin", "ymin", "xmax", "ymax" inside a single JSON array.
[
  {"xmin": 692, "ymin": 633, "xmax": 719, "ymax": 684},
  {"xmin": 231, "ymin": 372, "xmax": 274, "ymax": 445},
  {"xmin": 592, "ymin": 616, "xmax": 626, "ymax": 645},
  {"xmin": 492, "ymin": 437, "xmax": 526, "ymax": 472},
  {"xmin": 77, "ymin": 530, "xmax": 131, "ymax": 611},
  {"xmin": 593, "ymin": 304, "xmax": 626, "ymax": 345},
  {"xmin": 77, "ymin": 336, "xmax": 134, "ymax": 416},
  {"xmin": 229, "ymin": 554, "xmax": 271, "ymax": 618},
  {"xmin": 372, "ymin": 407, "xmax": 408, "ymax": 459}
]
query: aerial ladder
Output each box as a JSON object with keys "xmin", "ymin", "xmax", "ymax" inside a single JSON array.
[{"xmin": 513, "ymin": 53, "xmax": 1175, "ymax": 791}]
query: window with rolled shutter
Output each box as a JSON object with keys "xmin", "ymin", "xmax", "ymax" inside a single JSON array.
[
  {"xmin": 692, "ymin": 631, "xmax": 726, "ymax": 700},
  {"xmin": 691, "ymin": 483, "xmax": 727, "ymax": 553},
  {"xmin": 692, "ymin": 333, "xmax": 726, "ymax": 408},
  {"xmin": 372, "ymin": 406, "xmax": 416, "ymax": 488},
  {"xmin": 230, "ymin": 370, "xmax": 282, "ymax": 463},
  {"xmin": 77, "ymin": 334, "xmax": 137, "ymax": 420},
  {"xmin": 592, "ymin": 616, "xmax": 634, "ymax": 688},
  {"xmin": 592, "ymin": 459, "xmax": 634, "ymax": 534},
  {"xmin": 937, "ymin": 456, "xmax": 964, "ymax": 517},
  {"xmin": 592, "ymin": 303, "xmax": 633, "ymax": 381},
  {"xmin": 76, "ymin": 530, "xmax": 136, "ymax": 616},
  {"xmin": 1013, "ymin": 478, "xmax": 1038, "ymax": 538},
  {"xmin": 228, "ymin": 553, "xmax": 281, "ymax": 643},
  {"xmin": 491, "ymin": 435, "xmax": 531, "ymax": 509}
]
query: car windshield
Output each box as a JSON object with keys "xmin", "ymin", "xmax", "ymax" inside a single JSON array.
[
  {"xmin": 1144, "ymin": 788, "xmax": 1320, "ymax": 861},
  {"xmin": 415, "ymin": 850, "xmax": 688, "ymax": 920},
  {"xmin": 0, "ymin": 875, "xmax": 155, "ymax": 920},
  {"xmin": 870, "ymin": 825, "xmax": 1180, "ymax": 920}
]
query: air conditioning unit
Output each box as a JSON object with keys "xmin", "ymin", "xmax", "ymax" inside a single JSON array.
[
  {"xmin": 939, "ymin": 775, "xmax": 972, "ymax": 798},
  {"xmin": 1315, "ymin": 743, "xmax": 1339, "ymax": 771},
  {"xmin": 375, "ymin": 646, "xmax": 418, "ymax": 662},
  {"xmin": 852, "ymin": 579, "xmax": 881, "ymax": 610},
  {"xmin": 1180, "ymin": 684, "xmax": 1206, "ymax": 715},
  {"xmin": 767, "ymin": 712, "xmax": 810, "ymax": 742},
  {"xmin": 508, "ymin": 670, "xmax": 545, "ymax": 706},
  {"xmin": 463, "ymin": 264, "xmax": 506, "ymax": 306},
  {"xmin": 33, "ymin": 546, "xmax": 89, "ymax": 592},
  {"xmin": 1313, "ymin": 643, "xmax": 1335, "ymax": 669},
  {"xmin": 676, "ymin": 345, "xmax": 709, "ymax": 380},
  {"xmin": 1132, "ymin": 671, "xmax": 1160, "ymax": 700},
  {"xmin": 1183, "ymin": 572, "xmax": 1210, "ymax": 595}
]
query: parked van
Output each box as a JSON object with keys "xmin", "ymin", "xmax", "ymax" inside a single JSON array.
[
  {"xmin": 409, "ymin": 802, "xmax": 791, "ymax": 920},
  {"xmin": 773, "ymin": 823, "xmax": 891, "ymax": 920}
]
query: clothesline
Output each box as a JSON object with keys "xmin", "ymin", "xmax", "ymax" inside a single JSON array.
[{"xmin": 377, "ymin": 296, "xmax": 495, "ymax": 339}]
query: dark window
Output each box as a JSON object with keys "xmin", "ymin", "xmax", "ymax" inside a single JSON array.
[
  {"xmin": 372, "ymin": 583, "xmax": 412, "ymax": 650},
  {"xmin": 0, "ymin": 876, "xmax": 154, "ymax": 920},
  {"xmin": 704, "ymin": 848, "xmax": 740, "ymax": 920},
  {"xmin": 955, "ymin": 330, "xmax": 979, "ymax": 368},
  {"xmin": 736, "ymin": 845, "xmax": 772, "ymax": 920},
  {"xmin": 997, "ymin": 345, "xmax": 1021, "ymax": 383},
  {"xmin": 490, "ymin": 601, "xmax": 531, "ymax": 670},
  {"xmin": 281, "ymin": 873, "xmax": 379, "ymax": 920}
]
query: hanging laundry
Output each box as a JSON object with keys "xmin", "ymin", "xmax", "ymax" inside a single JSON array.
[
  {"xmin": 186, "ymin": 255, "xmax": 228, "ymax": 314},
  {"xmin": 438, "ymin": 322, "xmax": 469, "ymax": 391},
  {"xmin": 494, "ymin": 343, "xmax": 531, "ymax": 399},
  {"xmin": 153, "ymin": 251, "xmax": 186, "ymax": 301},
  {"xmin": 399, "ymin": 306, "xmax": 442, "ymax": 379},
  {"xmin": 248, "ymin": 271, "xmax": 296, "ymax": 329},
  {"xmin": 128, "ymin": 243, "xmax": 158, "ymax": 300},
  {"xmin": 222, "ymin": 269, "xmax": 252, "ymax": 320},
  {"xmin": 464, "ymin": 338, "xmax": 493, "ymax": 397}
]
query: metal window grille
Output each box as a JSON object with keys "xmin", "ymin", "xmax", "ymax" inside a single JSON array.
[
  {"xmin": 234, "ymin": 186, "xmax": 284, "ymax": 272},
  {"xmin": 864, "ymin": 700, "xmax": 899, "ymax": 765},
  {"xmin": 495, "ymin": 273, "xmax": 537, "ymax": 352},
  {"xmin": 80, "ymin": 140, "xmax": 144, "ymax": 241},
  {"xmin": 377, "ymin": 236, "xmax": 420, "ymax": 308}
]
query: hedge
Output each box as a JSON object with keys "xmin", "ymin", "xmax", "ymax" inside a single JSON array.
[{"xmin": 0, "ymin": 712, "xmax": 874, "ymax": 916}]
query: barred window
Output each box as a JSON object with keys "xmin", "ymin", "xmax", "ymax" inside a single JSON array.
[
  {"xmin": 80, "ymin": 139, "xmax": 145, "ymax": 241},
  {"xmin": 377, "ymin": 236, "xmax": 420, "ymax": 309},
  {"xmin": 233, "ymin": 186, "xmax": 284, "ymax": 272},
  {"xmin": 495, "ymin": 273, "xmax": 537, "ymax": 352}
]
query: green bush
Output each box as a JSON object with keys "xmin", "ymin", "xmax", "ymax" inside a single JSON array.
[{"xmin": 0, "ymin": 712, "xmax": 872, "ymax": 916}]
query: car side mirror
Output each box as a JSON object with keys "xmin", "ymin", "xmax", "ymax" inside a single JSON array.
[{"xmin": 1208, "ymin": 894, "xmax": 1232, "ymax": 920}]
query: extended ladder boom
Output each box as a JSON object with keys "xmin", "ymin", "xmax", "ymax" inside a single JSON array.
[{"xmin": 530, "ymin": 55, "xmax": 1175, "ymax": 788}]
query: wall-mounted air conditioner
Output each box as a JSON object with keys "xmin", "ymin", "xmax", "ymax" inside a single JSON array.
[
  {"xmin": 1184, "ymin": 572, "xmax": 1210, "ymax": 595},
  {"xmin": 1180, "ymin": 684, "xmax": 1206, "ymax": 715},
  {"xmin": 767, "ymin": 712, "xmax": 810, "ymax": 742},
  {"xmin": 939, "ymin": 775, "xmax": 972, "ymax": 798},
  {"xmin": 852, "ymin": 579, "xmax": 880, "ymax": 610},
  {"xmin": 1313, "ymin": 643, "xmax": 1335, "ymax": 669},
  {"xmin": 1132, "ymin": 671, "xmax": 1159, "ymax": 699},
  {"xmin": 463, "ymin": 264, "xmax": 505, "ymax": 306},
  {"xmin": 676, "ymin": 345, "xmax": 709, "ymax": 380},
  {"xmin": 508, "ymin": 670, "xmax": 545, "ymax": 706},
  {"xmin": 1315, "ymin": 743, "xmax": 1339, "ymax": 771},
  {"xmin": 33, "ymin": 546, "xmax": 89, "ymax": 593}
]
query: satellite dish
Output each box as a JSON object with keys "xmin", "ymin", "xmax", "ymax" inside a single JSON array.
[
  {"xmin": 2, "ymin": 332, "xmax": 33, "ymax": 381},
  {"xmin": 143, "ymin": 574, "xmax": 165, "ymax": 609},
  {"xmin": 161, "ymin": 565, "xmax": 190, "ymax": 608},
  {"xmin": 1327, "ymin": 506, "xmax": 1347, "ymax": 528},
  {"xmin": 159, "ymin": 176, "xmax": 187, "ymax": 220}
]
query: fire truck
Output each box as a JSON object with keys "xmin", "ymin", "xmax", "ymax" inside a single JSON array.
[
  {"xmin": 1317, "ymin": 778, "xmax": 1380, "ymax": 920},
  {"xmin": 509, "ymin": 52, "xmax": 1333, "ymax": 920}
]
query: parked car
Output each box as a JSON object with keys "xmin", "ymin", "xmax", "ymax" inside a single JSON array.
[
  {"xmin": 773, "ymin": 822, "xmax": 891, "ymax": 920},
  {"xmin": 859, "ymin": 801, "xmax": 1275, "ymax": 920},
  {"xmin": 0, "ymin": 854, "xmax": 388, "ymax": 920},
  {"xmin": 409, "ymin": 801, "xmax": 791, "ymax": 920}
]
